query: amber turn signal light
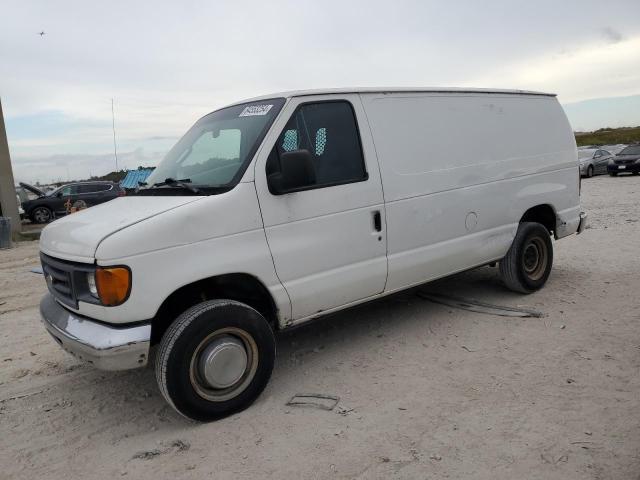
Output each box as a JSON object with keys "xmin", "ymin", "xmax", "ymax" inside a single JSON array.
[{"xmin": 95, "ymin": 267, "xmax": 131, "ymax": 306}]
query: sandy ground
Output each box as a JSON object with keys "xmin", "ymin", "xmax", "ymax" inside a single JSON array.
[{"xmin": 1, "ymin": 175, "xmax": 639, "ymax": 480}]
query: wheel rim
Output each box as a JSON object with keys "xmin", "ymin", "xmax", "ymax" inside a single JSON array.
[
  {"xmin": 588, "ymin": 166, "xmax": 593, "ymax": 177},
  {"xmin": 189, "ymin": 327, "xmax": 258, "ymax": 402},
  {"xmin": 34, "ymin": 208, "xmax": 50, "ymax": 223},
  {"xmin": 522, "ymin": 236, "xmax": 548, "ymax": 281}
]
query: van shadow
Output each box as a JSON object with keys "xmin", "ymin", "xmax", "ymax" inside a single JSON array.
[{"xmin": 273, "ymin": 264, "xmax": 508, "ymax": 362}]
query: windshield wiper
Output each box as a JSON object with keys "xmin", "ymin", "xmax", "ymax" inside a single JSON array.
[{"xmin": 152, "ymin": 178, "xmax": 200, "ymax": 194}]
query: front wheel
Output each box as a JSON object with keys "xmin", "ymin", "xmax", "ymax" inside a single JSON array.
[
  {"xmin": 500, "ymin": 222, "xmax": 553, "ymax": 293},
  {"xmin": 156, "ymin": 300, "xmax": 276, "ymax": 421},
  {"xmin": 31, "ymin": 206, "xmax": 53, "ymax": 223},
  {"xmin": 609, "ymin": 172, "xmax": 618, "ymax": 176},
  {"xmin": 586, "ymin": 165, "xmax": 594, "ymax": 178}
]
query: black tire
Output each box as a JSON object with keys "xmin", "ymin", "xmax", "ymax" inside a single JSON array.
[
  {"xmin": 609, "ymin": 172, "xmax": 618, "ymax": 177},
  {"xmin": 156, "ymin": 300, "xmax": 276, "ymax": 422},
  {"xmin": 31, "ymin": 206, "xmax": 53, "ymax": 223},
  {"xmin": 499, "ymin": 222, "xmax": 553, "ymax": 293},
  {"xmin": 586, "ymin": 165, "xmax": 594, "ymax": 178}
]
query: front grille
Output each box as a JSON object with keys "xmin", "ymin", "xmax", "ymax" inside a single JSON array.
[
  {"xmin": 615, "ymin": 159, "xmax": 636, "ymax": 165},
  {"xmin": 40, "ymin": 254, "xmax": 93, "ymax": 309}
]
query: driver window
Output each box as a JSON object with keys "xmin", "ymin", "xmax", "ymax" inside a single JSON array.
[{"xmin": 266, "ymin": 101, "xmax": 367, "ymax": 189}]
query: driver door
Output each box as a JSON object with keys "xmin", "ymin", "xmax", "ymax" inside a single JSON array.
[
  {"xmin": 595, "ymin": 150, "xmax": 610, "ymax": 174},
  {"xmin": 254, "ymin": 95, "xmax": 388, "ymax": 322}
]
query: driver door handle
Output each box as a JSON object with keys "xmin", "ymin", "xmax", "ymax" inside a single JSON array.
[{"xmin": 373, "ymin": 210, "xmax": 382, "ymax": 232}]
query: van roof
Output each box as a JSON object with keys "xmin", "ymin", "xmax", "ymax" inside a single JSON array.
[{"xmin": 231, "ymin": 87, "xmax": 556, "ymax": 105}]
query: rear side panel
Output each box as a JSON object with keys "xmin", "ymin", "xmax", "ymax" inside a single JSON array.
[{"xmin": 360, "ymin": 92, "xmax": 579, "ymax": 292}]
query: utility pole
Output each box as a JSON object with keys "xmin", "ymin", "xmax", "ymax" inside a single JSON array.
[
  {"xmin": 111, "ymin": 98, "xmax": 118, "ymax": 172},
  {"xmin": 0, "ymin": 98, "xmax": 21, "ymax": 237}
]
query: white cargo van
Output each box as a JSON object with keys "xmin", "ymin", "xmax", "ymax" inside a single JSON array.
[{"xmin": 39, "ymin": 88, "xmax": 586, "ymax": 421}]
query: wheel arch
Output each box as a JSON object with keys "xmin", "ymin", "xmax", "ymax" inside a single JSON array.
[
  {"xmin": 520, "ymin": 204, "xmax": 557, "ymax": 236},
  {"xmin": 150, "ymin": 273, "xmax": 279, "ymax": 345}
]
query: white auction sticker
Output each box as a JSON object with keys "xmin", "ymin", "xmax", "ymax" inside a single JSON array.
[{"xmin": 239, "ymin": 104, "xmax": 273, "ymax": 117}]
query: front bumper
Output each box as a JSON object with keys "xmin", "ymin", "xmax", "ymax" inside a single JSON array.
[
  {"xmin": 40, "ymin": 293, "xmax": 151, "ymax": 370},
  {"xmin": 607, "ymin": 163, "xmax": 640, "ymax": 174},
  {"xmin": 579, "ymin": 163, "xmax": 589, "ymax": 176}
]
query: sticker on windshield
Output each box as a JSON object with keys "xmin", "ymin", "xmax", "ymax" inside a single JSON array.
[{"xmin": 239, "ymin": 104, "xmax": 273, "ymax": 117}]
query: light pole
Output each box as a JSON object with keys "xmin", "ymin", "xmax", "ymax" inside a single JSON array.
[{"xmin": 112, "ymin": 98, "xmax": 118, "ymax": 172}]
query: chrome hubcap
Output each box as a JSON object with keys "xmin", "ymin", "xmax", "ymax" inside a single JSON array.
[
  {"xmin": 198, "ymin": 336, "xmax": 248, "ymax": 389},
  {"xmin": 189, "ymin": 327, "xmax": 258, "ymax": 402}
]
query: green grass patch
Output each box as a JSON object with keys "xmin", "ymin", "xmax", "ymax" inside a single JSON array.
[{"xmin": 575, "ymin": 126, "xmax": 640, "ymax": 147}]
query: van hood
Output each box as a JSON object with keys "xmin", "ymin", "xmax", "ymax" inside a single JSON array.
[{"xmin": 40, "ymin": 196, "xmax": 204, "ymax": 262}]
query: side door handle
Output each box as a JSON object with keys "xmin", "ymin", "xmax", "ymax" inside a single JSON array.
[{"xmin": 373, "ymin": 210, "xmax": 382, "ymax": 232}]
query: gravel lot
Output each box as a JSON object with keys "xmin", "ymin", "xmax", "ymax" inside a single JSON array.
[{"xmin": 1, "ymin": 175, "xmax": 639, "ymax": 480}]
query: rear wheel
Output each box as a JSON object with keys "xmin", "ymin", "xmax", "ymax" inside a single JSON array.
[
  {"xmin": 500, "ymin": 222, "xmax": 553, "ymax": 293},
  {"xmin": 586, "ymin": 165, "xmax": 594, "ymax": 178},
  {"xmin": 156, "ymin": 300, "xmax": 276, "ymax": 421},
  {"xmin": 31, "ymin": 206, "xmax": 53, "ymax": 223}
]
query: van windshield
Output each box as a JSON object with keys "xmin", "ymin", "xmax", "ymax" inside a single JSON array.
[{"xmin": 145, "ymin": 98, "xmax": 285, "ymax": 192}]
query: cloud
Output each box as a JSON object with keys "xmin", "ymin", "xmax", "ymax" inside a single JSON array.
[
  {"xmin": 466, "ymin": 36, "xmax": 640, "ymax": 104},
  {"xmin": 12, "ymin": 148, "xmax": 164, "ymax": 184},
  {"xmin": 564, "ymin": 94, "xmax": 640, "ymax": 131},
  {"xmin": 2, "ymin": 0, "xmax": 640, "ymax": 183},
  {"xmin": 602, "ymin": 26, "xmax": 624, "ymax": 44}
]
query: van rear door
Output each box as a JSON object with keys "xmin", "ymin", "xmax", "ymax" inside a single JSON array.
[{"xmin": 254, "ymin": 94, "xmax": 387, "ymax": 321}]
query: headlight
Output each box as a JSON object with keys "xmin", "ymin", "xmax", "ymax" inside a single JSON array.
[
  {"xmin": 86, "ymin": 272, "xmax": 98, "ymax": 297},
  {"xmin": 92, "ymin": 266, "xmax": 131, "ymax": 306}
]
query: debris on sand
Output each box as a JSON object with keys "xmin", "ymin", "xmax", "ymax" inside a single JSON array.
[
  {"xmin": 132, "ymin": 449, "xmax": 162, "ymax": 460},
  {"xmin": 286, "ymin": 393, "xmax": 340, "ymax": 411},
  {"xmin": 418, "ymin": 292, "xmax": 544, "ymax": 318},
  {"xmin": 131, "ymin": 440, "xmax": 190, "ymax": 460},
  {"xmin": 335, "ymin": 406, "xmax": 355, "ymax": 416}
]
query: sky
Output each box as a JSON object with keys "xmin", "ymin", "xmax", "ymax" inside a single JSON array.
[{"xmin": 1, "ymin": 0, "xmax": 639, "ymax": 184}]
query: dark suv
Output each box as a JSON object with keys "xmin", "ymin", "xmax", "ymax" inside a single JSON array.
[
  {"xmin": 20, "ymin": 181, "xmax": 125, "ymax": 223},
  {"xmin": 607, "ymin": 144, "xmax": 640, "ymax": 176}
]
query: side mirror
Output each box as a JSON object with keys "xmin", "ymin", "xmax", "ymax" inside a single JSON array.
[
  {"xmin": 56, "ymin": 191, "xmax": 63, "ymax": 198},
  {"xmin": 267, "ymin": 149, "xmax": 316, "ymax": 194}
]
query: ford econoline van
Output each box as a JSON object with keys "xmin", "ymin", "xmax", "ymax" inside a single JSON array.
[{"xmin": 39, "ymin": 88, "xmax": 586, "ymax": 421}]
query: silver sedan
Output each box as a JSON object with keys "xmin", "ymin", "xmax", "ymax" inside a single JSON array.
[{"xmin": 579, "ymin": 149, "xmax": 613, "ymax": 177}]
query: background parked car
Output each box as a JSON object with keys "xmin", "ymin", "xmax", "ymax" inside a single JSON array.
[
  {"xmin": 16, "ymin": 194, "xmax": 24, "ymax": 219},
  {"xmin": 20, "ymin": 181, "xmax": 125, "ymax": 223},
  {"xmin": 600, "ymin": 144, "xmax": 628, "ymax": 155},
  {"xmin": 578, "ymin": 148, "xmax": 613, "ymax": 177},
  {"xmin": 607, "ymin": 144, "xmax": 640, "ymax": 176}
]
